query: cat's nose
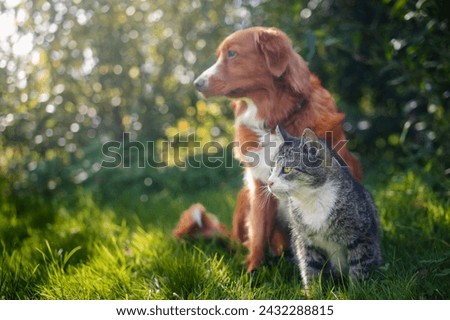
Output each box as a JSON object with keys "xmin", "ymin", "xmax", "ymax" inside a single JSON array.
[{"xmin": 267, "ymin": 181, "xmax": 274, "ymax": 189}]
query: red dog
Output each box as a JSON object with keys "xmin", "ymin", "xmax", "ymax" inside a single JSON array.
[{"xmin": 194, "ymin": 27, "xmax": 362, "ymax": 272}]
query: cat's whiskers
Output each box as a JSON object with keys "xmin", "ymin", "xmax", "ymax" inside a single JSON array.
[{"xmin": 260, "ymin": 184, "xmax": 273, "ymax": 207}]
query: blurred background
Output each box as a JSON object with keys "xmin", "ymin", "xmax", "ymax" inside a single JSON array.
[{"xmin": 0, "ymin": 0, "xmax": 449, "ymax": 210}]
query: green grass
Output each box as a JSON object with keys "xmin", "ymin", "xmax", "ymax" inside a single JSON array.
[{"xmin": 1, "ymin": 169, "xmax": 449, "ymax": 300}]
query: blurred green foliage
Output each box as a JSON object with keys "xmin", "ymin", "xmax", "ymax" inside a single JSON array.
[
  {"xmin": 0, "ymin": 0, "xmax": 449, "ymax": 205},
  {"xmin": 0, "ymin": 0, "xmax": 244, "ymax": 200}
]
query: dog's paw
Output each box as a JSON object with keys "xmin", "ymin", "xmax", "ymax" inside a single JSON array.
[{"xmin": 246, "ymin": 252, "xmax": 264, "ymax": 273}]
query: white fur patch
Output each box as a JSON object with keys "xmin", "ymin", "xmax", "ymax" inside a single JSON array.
[
  {"xmin": 196, "ymin": 55, "xmax": 223, "ymax": 87},
  {"xmin": 235, "ymin": 99, "xmax": 266, "ymax": 131},
  {"xmin": 192, "ymin": 208, "xmax": 203, "ymax": 228},
  {"xmin": 291, "ymin": 180, "xmax": 338, "ymax": 232},
  {"xmin": 237, "ymin": 100, "xmax": 281, "ymax": 183}
]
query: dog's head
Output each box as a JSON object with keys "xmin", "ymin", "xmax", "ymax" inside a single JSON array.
[{"xmin": 194, "ymin": 27, "xmax": 312, "ymax": 100}]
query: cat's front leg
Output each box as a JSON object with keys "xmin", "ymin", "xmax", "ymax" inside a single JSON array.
[{"xmin": 293, "ymin": 235, "xmax": 328, "ymax": 292}]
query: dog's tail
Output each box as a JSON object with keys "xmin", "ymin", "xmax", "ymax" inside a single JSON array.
[{"xmin": 173, "ymin": 203, "xmax": 229, "ymax": 239}]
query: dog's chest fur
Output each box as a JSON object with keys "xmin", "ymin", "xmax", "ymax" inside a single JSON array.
[
  {"xmin": 234, "ymin": 99, "xmax": 280, "ymax": 184},
  {"xmin": 233, "ymin": 100, "xmax": 290, "ymax": 224}
]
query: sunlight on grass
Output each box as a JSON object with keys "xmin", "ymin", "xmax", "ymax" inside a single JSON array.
[{"xmin": 1, "ymin": 171, "xmax": 449, "ymax": 299}]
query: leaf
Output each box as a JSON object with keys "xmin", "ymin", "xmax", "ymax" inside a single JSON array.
[
  {"xmin": 436, "ymin": 269, "xmax": 450, "ymax": 277},
  {"xmin": 393, "ymin": 0, "xmax": 408, "ymax": 12},
  {"xmin": 62, "ymin": 246, "xmax": 82, "ymax": 266},
  {"xmin": 419, "ymin": 257, "xmax": 448, "ymax": 265}
]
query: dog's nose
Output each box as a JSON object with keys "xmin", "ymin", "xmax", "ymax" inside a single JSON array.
[{"xmin": 193, "ymin": 77, "xmax": 206, "ymax": 91}]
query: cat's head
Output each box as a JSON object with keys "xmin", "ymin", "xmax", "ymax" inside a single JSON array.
[{"xmin": 267, "ymin": 126, "xmax": 339, "ymax": 198}]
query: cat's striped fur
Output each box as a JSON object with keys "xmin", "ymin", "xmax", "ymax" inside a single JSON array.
[{"xmin": 268, "ymin": 126, "xmax": 381, "ymax": 291}]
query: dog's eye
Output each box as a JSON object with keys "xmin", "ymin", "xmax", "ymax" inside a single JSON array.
[{"xmin": 227, "ymin": 50, "xmax": 237, "ymax": 59}]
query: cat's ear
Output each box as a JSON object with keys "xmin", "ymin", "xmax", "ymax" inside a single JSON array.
[
  {"xmin": 302, "ymin": 128, "xmax": 325, "ymax": 161},
  {"xmin": 302, "ymin": 128, "xmax": 319, "ymax": 142},
  {"xmin": 276, "ymin": 125, "xmax": 294, "ymax": 143},
  {"xmin": 302, "ymin": 128, "xmax": 332, "ymax": 163}
]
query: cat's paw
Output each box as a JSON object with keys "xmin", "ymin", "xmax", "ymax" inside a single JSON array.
[
  {"xmin": 301, "ymin": 286, "xmax": 312, "ymax": 298},
  {"xmin": 349, "ymin": 266, "xmax": 370, "ymax": 281}
]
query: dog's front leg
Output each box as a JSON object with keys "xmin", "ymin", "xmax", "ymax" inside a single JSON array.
[
  {"xmin": 246, "ymin": 178, "xmax": 279, "ymax": 272},
  {"xmin": 231, "ymin": 186, "xmax": 250, "ymax": 243}
]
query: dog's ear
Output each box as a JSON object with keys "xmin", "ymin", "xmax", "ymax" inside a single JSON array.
[
  {"xmin": 256, "ymin": 28, "xmax": 312, "ymax": 99},
  {"xmin": 285, "ymin": 52, "xmax": 312, "ymax": 99},
  {"xmin": 255, "ymin": 28, "xmax": 291, "ymax": 77}
]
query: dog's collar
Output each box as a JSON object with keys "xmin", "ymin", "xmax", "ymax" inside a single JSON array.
[
  {"xmin": 269, "ymin": 98, "xmax": 307, "ymax": 131},
  {"xmin": 291, "ymin": 98, "xmax": 307, "ymax": 115}
]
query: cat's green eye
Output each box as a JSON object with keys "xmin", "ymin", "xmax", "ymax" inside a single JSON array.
[{"xmin": 282, "ymin": 167, "xmax": 293, "ymax": 174}]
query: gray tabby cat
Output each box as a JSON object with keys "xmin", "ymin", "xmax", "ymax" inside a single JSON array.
[{"xmin": 268, "ymin": 126, "xmax": 381, "ymax": 291}]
